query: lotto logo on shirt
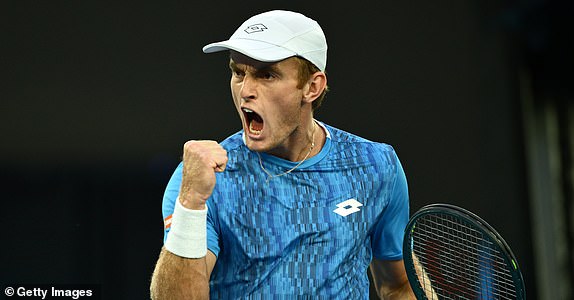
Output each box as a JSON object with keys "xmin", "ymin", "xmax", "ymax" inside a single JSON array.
[{"xmin": 333, "ymin": 199, "xmax": 363, "ymax": 217}]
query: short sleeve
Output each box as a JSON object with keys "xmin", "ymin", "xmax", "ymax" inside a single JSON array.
[{"xmin": 370, "ymin": 151, "xmax": 410, "ymax": 260}]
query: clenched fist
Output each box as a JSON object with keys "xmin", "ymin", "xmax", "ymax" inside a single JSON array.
[{"xmin": 179, "ymin": 140, "xmax": 228, "ymax": 210}]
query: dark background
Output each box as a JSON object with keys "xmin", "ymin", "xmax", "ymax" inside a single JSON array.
[{"xmin": 2, "ymin": 1, "xmax": 572, "ymax": 298}]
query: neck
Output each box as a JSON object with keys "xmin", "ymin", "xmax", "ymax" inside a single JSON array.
[
  {"xmin": 266, "ymin": 119, "xmax": 325, "ymax": 162},
  {"xmin": 256, "ymin": 120, "xmax": 326, "ymax": 182}
]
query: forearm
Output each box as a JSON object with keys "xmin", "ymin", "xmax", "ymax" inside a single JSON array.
[
  {"xmin": 370, "ymin": 259, "xmax": 416, "ymax": 300},
  {"xmin": 150, "ymin": 247, "xmax": 209, "ymax": 300},
  {"xmin": 378, "ymin": 283, "xmax": 415, "ymax": 300}
]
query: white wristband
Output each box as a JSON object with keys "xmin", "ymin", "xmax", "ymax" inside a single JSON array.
[{"xmin": 164, "ymin": 198, "xmax": 208, "ymax": 258}]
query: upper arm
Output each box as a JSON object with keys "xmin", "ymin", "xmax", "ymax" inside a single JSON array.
[
  {"xmin": 369, "ymin": 258, "xmax": 415, "ymax": 299},
  {"xmin": 371, "ymin": 151, "xmax": 410, "ymax": 260},
  {"xmin": 162, "ymin": 162, "xmax": 184, "ymax": 243}
]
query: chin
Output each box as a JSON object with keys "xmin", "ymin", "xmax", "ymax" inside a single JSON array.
[{"xmin": 244, "ymin": 140, "xmax": 267, "ymax": 153}]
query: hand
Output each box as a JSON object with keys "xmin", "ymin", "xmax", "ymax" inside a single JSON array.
[{"xmin": 179, "ymin": 140, "xmax": 228, "ymax": 210}]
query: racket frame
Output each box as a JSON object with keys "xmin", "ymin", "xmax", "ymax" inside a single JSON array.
[{"xmin": 402, "ymin": 203, "xmax": 526, "ymax": 299}]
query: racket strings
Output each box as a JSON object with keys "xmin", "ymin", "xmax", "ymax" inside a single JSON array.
[
  {"xmin": 420, "ymin": 220, "xmax": 514, "ymax": 287},
  {"xmin": 410, "ymin": 213, "xmax": 518, "ymax": 299}
]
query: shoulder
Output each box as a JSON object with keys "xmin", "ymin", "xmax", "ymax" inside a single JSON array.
[
  {"xmin": 217, "ymin": 130, "xmax": 252, "ymax": 170},
  {"xmin": 323, "ymin": 123, "xmax": 398, "ymax": 161},
  {"xmin": 219, "ymin": 130, "xmax": 245, "ymax": 151}
]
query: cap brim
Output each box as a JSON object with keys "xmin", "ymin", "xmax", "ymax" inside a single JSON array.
[{"xmin": 202, "ymin": 38, "xmax": 297, "ymax": 63}]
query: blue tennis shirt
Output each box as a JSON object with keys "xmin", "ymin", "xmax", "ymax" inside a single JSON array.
[{"xmin": 162, "ymin": 121, "xmax": 409, "ymax": 299}]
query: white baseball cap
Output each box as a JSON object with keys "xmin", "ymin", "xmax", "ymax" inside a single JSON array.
[{"xmin": 202, "ymin": 10, "xmax": 327, "ymax": 71}]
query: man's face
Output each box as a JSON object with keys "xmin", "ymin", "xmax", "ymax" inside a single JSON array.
[{"xmin": 229, "ymin": 52, "xmax": 309, "ymax": 157}]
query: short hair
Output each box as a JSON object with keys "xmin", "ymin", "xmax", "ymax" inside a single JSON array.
[{"xmin": 293, "ymin": 57, "xmax": 329, "ymax": 111}]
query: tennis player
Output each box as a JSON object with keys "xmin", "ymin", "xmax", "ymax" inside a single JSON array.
[{"xmin": 150, "ymin": 10, "xmax": 415, "ymax": 299}]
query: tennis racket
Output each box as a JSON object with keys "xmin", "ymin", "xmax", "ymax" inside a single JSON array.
[{"xmin": 403, "ymin": 203, "xmax": 526, "ymax": 299}]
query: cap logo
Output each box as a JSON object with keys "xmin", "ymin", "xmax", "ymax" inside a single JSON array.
[{"xmin": 244, "ymin": 23, "xmax": 268, "ymax": 34}]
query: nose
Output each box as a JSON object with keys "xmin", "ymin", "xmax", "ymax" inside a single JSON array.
[{"xmin": 239, "ymin": 74, "xmax": 257, "ymax": 101}]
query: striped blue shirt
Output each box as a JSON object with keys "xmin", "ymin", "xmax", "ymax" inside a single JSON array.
[{"xmin": 162, "ymin": 122, "xmax": 409, "ymax": 299}]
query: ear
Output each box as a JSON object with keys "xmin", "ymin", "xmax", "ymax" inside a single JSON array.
[{"xmin": 302, "ymin": 72, "xmax": 327, "ymax": 104}]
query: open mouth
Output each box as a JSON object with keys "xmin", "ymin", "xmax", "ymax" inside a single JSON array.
[{"xmin": 242, "ymin": 108, "xmax": 264, "ymax": 135}]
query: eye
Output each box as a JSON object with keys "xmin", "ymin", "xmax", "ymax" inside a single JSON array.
[
  {"xmin": 232, "ymin": 70, "xmax": 245, "ymax": 78},
  {"xmin": 258, "ymin": 71, "xmax": 276, "ymax": 80}
]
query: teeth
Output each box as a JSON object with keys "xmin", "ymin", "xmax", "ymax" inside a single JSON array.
[
  {"xmin": 249, "ymin": 122, "xmax": 262, "ymax": 135},
  {"xmin": 243, "ymin": 108, "xmax": 261, "ymax": 135}
]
